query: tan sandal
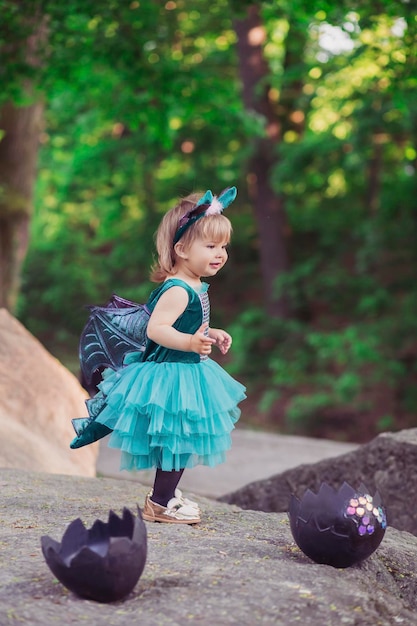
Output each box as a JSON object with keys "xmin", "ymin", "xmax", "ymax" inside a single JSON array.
[{"xmin": 142, "ymin": 492, "xmax": 201, "ymax": 524}]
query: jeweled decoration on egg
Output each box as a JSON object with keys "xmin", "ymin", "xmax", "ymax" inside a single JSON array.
[{"xmin": 288, "ymin": 482, "xmax": 387, "ymax": 568}]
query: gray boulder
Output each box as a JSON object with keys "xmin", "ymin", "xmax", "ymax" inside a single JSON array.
[
  {"xmin": 1, "ymin": 467, "xmax": 417, "ymax": 625},
  {"xmin": 220, "ymin": 429, "xmax": 417, "ymax": 536}
]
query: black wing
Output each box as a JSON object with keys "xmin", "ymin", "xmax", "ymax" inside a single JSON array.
[{"xmin": 79, "ymin": 294, "xmax": 150, "ymax": 385}]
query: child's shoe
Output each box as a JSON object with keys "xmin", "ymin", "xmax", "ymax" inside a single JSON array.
[
  {"xmin": 142, "ymin": 492, "xmax": 201, "ymax": 524},
  {"xmin": 174, "ymin": 488, "xmax": 200, "ymax": 512}
]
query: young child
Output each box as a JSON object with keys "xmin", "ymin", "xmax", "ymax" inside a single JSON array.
[{"xmin": 72, "ymin": 187, "xmax": 246, "ymax": 524}]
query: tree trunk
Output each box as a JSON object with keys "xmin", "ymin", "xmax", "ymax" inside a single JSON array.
[
  {"xmin": 234, "ymin": 5, "xmax": 290, "ymax": 317},
  {"xmin": 0, "ymin": 100, "xmax": 43, "ymax": 311},
  {"xmin": 366, "ymin": 133, "xmax": 385, "ymax": 214},
  {"xmin": 0, "ymin": 8, "xmax": 46, "ymax": 312}
]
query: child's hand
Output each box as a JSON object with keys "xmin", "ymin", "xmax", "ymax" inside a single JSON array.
[
  {"xmin": 189, "ymin": 323, "xmax": 216, "ymax": 355},
  {"xmin": 209, "ymin": 328, "xmax": 232, "ymax": 355}
]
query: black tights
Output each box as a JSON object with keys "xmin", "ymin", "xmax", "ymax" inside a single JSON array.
[{"xmin": 151, "ymin": 469, "xmax": 184, "ymax": 507}]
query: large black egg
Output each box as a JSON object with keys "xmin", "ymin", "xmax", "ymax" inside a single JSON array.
[
  {"xmin": 41, "ymin": 507, "xmax": 147, "ymax": 602},
  {"xmin": 288, "ymin": 482, "xmax": 387, "ymax": 568}
]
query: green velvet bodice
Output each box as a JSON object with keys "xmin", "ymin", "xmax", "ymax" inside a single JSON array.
[{"xmin": 141, "ymin": 278, "xmax": 210, "ymax": 364}]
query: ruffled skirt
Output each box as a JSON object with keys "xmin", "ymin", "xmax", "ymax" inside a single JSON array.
[{"xmin": 92, "ymin": 359, "xmax": 246, "ymax": 472}]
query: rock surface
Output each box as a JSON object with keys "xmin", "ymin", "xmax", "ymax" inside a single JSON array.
[
  {"xmin": 220, "ymin": 429, "xmax": 417, "ymax": 536},
  {"xmin": 1, "ymin": 468, "xmax": 417, "ymax": 625},
  {"xmin": 0, "ymin": 309, "xmax": 97, "ymax": 477}
]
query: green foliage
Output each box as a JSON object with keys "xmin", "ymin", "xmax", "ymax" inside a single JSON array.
[
  {"xmin": 15, "ymin": 0, "xmax": 249, "ymax": 348},
  {"xmin": 2, "ymin": 0, "xmax": 417, "ymax": 439},
  {"xmin": 231, "ymin": 295, "xmax": 417, "ymax": 439}
]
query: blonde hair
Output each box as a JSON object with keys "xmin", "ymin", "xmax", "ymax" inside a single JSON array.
[{"xmin": 150, "ymin": 192, "xmax": 233, "ymax": 282}]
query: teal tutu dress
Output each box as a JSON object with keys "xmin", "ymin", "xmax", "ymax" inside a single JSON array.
[{"xmin": 72, "ymin": 278, "xmax": 246, "ymax": 472}]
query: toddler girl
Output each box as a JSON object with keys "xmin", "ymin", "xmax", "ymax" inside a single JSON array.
[{"xmin": 71, "ymin": 187, "xmax": 246, "ymax": 524}]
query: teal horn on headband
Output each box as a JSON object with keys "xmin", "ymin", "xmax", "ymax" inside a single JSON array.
[{"xmin": 173, "ymin": 186, "xmax": 237, "ymax": 244}]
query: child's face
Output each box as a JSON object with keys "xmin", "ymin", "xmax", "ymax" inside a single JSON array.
[{"xmin": 176, "ymin": 236, "xmax": 229, "ymax": 278}]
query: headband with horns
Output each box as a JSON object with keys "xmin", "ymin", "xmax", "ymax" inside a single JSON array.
[{"xmin": 173, "ymin": 186, "xmax": 237, "ymax": 245}]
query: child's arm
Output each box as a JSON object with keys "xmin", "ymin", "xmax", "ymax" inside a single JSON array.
[
  {"xmin": 208, "ymin": 328, "xmax": 232, "ymax": 355},
  {"xmin": 147, "ymin": 286, "xmax": 216, "ymax": 355}
]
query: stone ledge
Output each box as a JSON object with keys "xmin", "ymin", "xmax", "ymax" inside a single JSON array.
[
  {"xmin": 221, "ymin": 428, "xmax": 417, "ymax": 536},
  {"xmin": 1, "ymin": 468, "xmax": 417, "ymax": 625}
]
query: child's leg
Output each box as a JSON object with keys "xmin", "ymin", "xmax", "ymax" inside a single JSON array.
[
  {"xmin": 151, "ymin": 469, "xmax": 184, "ymax": 507},
  {"xmin": 143, "ymin": 468, "xmax": 200, "ymax": 524}
]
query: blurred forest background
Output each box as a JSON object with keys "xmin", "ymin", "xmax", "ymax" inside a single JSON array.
[{"xmin": 1, "ymin": 0, "xmax": 416, "ymax": 443}]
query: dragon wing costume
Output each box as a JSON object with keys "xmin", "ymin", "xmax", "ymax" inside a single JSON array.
[
  {"xmin": 71, "ymin": 294, "xmax": 150, "ymax": 448},
  {"xmin": 79, "ymin": 293, "xmax": 150, "ymax": 386}
]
